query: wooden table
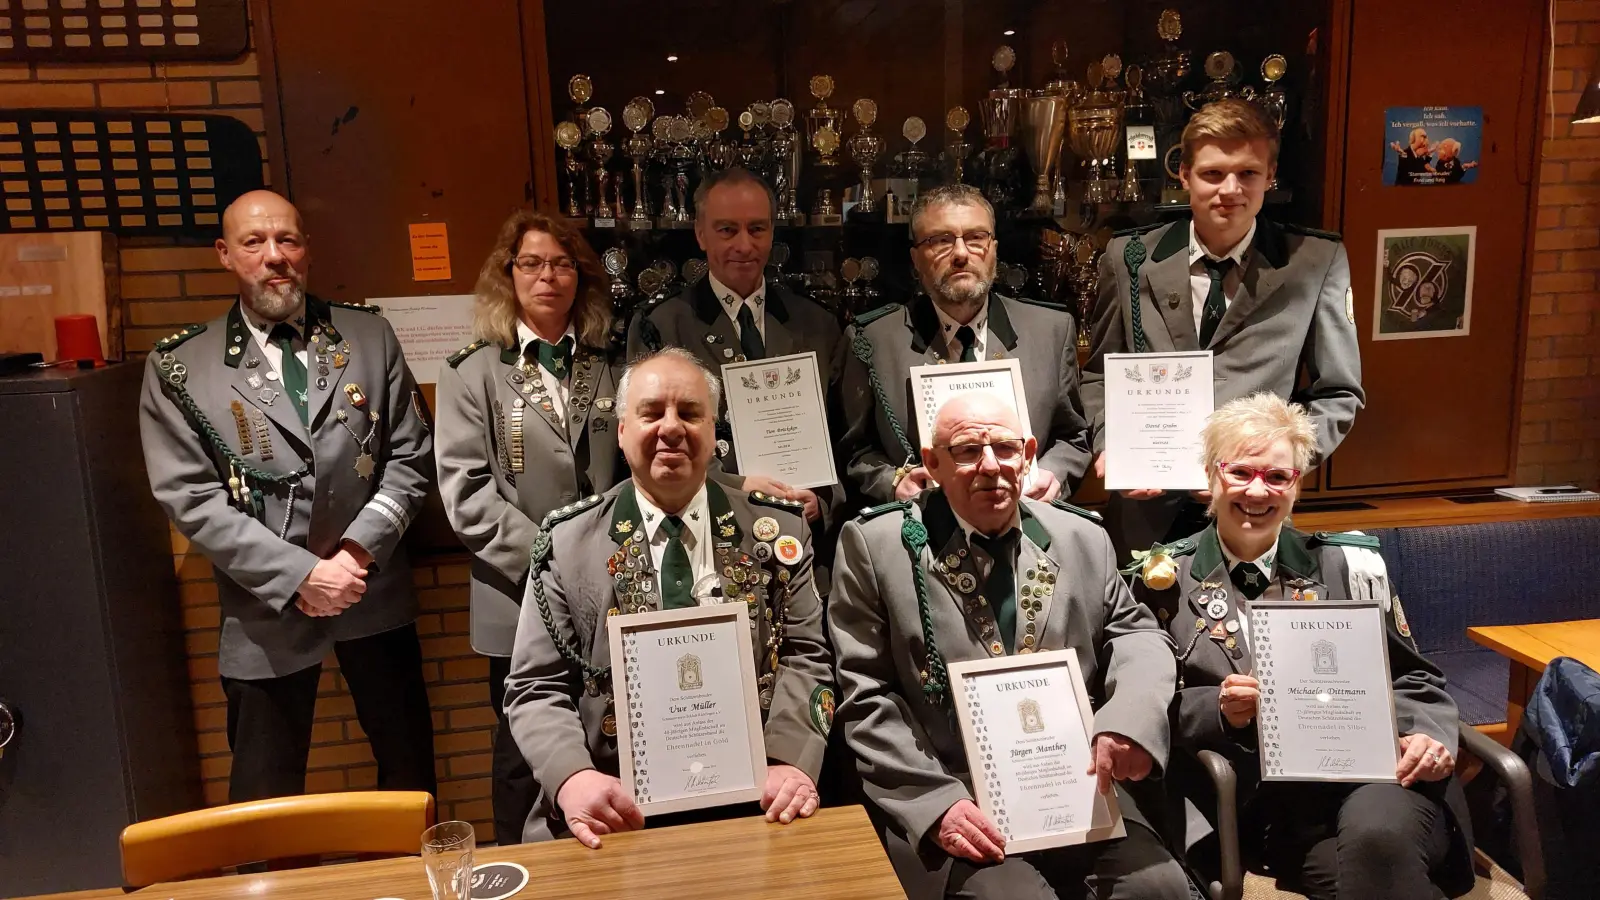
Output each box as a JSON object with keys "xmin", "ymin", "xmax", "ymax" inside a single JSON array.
[
  {"xmin": 1468, "ymin": 618, "xmax": 1600, "ymax": 727},
  {"xmin": 1293, "ymin": 496, "xmax": 1600, "ymax": 533},
  {"xmin": 26, "ymin": 805, "xmax": 904, "ymax": 900}
]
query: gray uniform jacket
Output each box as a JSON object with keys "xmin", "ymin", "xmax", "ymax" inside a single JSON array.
[
  {"xmin": 435, "ymin": 337, "xmax": 624, "ymax": 657},
  {"xmin": 1131, "ymin": 524, "xmax": 1472, "ymax": 894},
  {"xmin": 138, "ymin": 297, "xmax": 433, "ymax": 680},
  {"xmin": 828, "ymin": 490, "xmax": 1176, "ymax": 848},
  {"xmin": 504, "ymin": 479, "xmax": 836, "ymax": 841},
  {"xmin": 1083, "ymin": 218, "xmax": 1365, "ymax": 556},
  {"xmin": 836, "ymin": 292, "xmax": 1091, "ymax": 506}
]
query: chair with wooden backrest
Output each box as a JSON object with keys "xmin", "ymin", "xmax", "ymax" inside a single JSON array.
[{"xmin": 120, "ymin": 790, "xmax": 436, "ymax": 887}]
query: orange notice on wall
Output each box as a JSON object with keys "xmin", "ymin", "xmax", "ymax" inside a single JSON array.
[{"xmin": 408, "ymin": 222, "xmax": 452, "ymax": 282}]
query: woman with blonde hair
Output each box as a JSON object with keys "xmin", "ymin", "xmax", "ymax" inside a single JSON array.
[
  {"xmin": 435, "ymin": 208, "xmax": 624, "ymax": 842},
  {"xmin": 1128, "ymin": 392, "xmax": 1474, "ymax": 900}
]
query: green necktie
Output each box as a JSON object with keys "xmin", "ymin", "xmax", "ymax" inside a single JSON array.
[
  {"xmin": 955, "ymin": 324, "xmax": 978, "ymax": 363},
  {"xmin": 269, "ymin": 322, "xmax": 308, "ymax": 425},
  {"xmin": 659, "ymin": 515, "xmax": 694, "ymax": 609},
  {"xmin": 972, "ymin": 529, "xmax": 1019, "ymax": 653},
  {"xmin": 735, "ymin": 302, "xmax": 765, "ymax": 360},
  {"xmin": 1231, "ymin": 561, "xmax": 1268, "ymax": 601},
  {"xmin": 528, "ymin": 337, "xmax": 573, "ymax": 379},
  {"xmin": 1198, "ymin": 257, "xmax": 1234, "ymax": 346}
]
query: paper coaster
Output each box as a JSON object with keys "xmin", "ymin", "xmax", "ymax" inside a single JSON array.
[{"xmin": 471, "ymin": 860, "xmax": 531, "ymax": 899}]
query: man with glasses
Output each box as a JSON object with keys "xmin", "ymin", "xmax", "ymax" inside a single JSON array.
[
  {"xmin": 1083, "ymin": 99, "xmax": 1364, "ymax": 563},
  {"xmin": 829, "ymin": 391, "xmax": 1187, "ymax": 900},
  {"xmin": 139, "ymin": 190, "xmax": 436, "ymax": 802},
  {"xmin": 836, "ymin": 183, "xmax": 1091, "ymax": 506}
]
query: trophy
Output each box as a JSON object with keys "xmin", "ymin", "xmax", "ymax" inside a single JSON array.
[
  {"xmin": 769, "ymin": 99, "xmax": 804, "ymax": 224},
  {"xmin": 981, "ymin": 46, "xmax": 1023, "ymax": 210},
  {"xmin": 1145, "ymin": 10, "xmax": 1191, "ymax": 122},
  {"xmin": 554, "ymin": 120, "xmax": 585, "ymax": 219},
  {"xmin": 603, "ymin": 247, "xmax": 635, "ymax": 311},
  {"xmin": 637, "ymin": 267, "xmax": 665, "ymax": 302},
  {"xmin": 1044, "ymin": 40, "xmax": 1084, "ymax": 102},
  {"xmin": 648, "ymin": 258, "xmax": 679, "ymax": 300},
  {"xmin": 806, "ymin": 75, "xmax": 843, "ymax": 168},
  {"xmin": 943, "ymin": 106, "xmax": 972, "ymax": 185},
  {"xmin": 568, "ymin": 74, "xmax": 593, "ymax": 131},
  {"xmin": 682, "ymin": 257, "xmax": 708, "ymax": 287},
  {"xmin": 847, "ymin": 98, "xmax": 883, "ymax": 217},
  {"xmin": 897, "ymin": 116, "xmax": 931, "ymax": 181},
  {"xmin": 1067, "ymin": 63, "xmax": 1123, "ymax": 205},
  {"xmin": 812, "ymin": 186, "xmax": 841, "ymax": 226},
  {"xmin": 1019, "ymin": 92, "xmax": 1069, "ymax": 216},
  {"xmin": 769, "ymin": 242, "xmax": 803, "ymax": 294},
  {"xmin": 1186, "ymin": 51, "xmax": 1250, "ymax": 110},
  {"xmin": 859, "ymin": 256, "xmax": 881, "ymax": 305},
  {"xmin": 1119, "ymin": 66, "xmax": 1150, "ymax": 203},
  {"xmin": 1037, "ymin": 228, "xmax": 1069, "ymax": 305},
  {"xmin": 702, "ymin": 106, "xmax": 734, "ymax": 172},
  {"xmin": 585, "ymin": 107, "xmax": 619, "ymax": 222},
  {"xmin": 622, "ymin": 97, "xmax": 655, "ymax": 227},
  {"xmin": 840, "ymin": 257, "xmax": 863, "ymax": 310},
  {"xmin": 665, "ymin": 116, "xmax": 697, "ymax": 228},
  {"xmin": 1067, "ymin": 236, "xmax": 1100, "ymax": 351},
  {"xmin": 1259, "ymin": 55, "xmax": 1289, "ymax": 191}
]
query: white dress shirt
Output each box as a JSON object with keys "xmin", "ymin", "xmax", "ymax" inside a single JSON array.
[
  {"xmin": 933, "ymin": 298, "xmax": 989, "ymax": 361},
  {"xmin": 709, "ymin": 273, "xmax": 767, "ymax": 343},
  {"xmin": 1219, "ymin": 533, "xmax": 1280, "ymax": 652},
  {"xmin": 515, "ymin": 320, "xmax": 576, "ymax": 417},
  {"xmin": 636, "ymin": 484, "xmax": 719, "ymax": 603},
  {"xmin": 238, "ymin": 300, "xmax": 309, "ymax": 379},
  {"xmin": 1188, "ymin": 220, "xmax": 1256, "ymax": 335}
]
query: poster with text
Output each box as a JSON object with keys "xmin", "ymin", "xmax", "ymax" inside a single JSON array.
[
  {"xmin": 1372, "ymin": 227, "xmax": 1475, "ymax": 340},
  {"xmin": 1382, "ymin": 106, "xmax": 1482, "ymax": 186}
]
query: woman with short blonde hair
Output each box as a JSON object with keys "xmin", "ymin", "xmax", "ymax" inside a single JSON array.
[{"xmin": 1128, "ymin": 392, "xmax": 1473, "ymax": 900}]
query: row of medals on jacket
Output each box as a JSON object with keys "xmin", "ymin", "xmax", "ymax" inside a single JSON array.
[
  {"xmin": 595, "ymin": 512, "xmax": 795, "ymax": 737},
  {"xmin": 491, "ymin": 349, "xmax": 604, "ymax": 486}
]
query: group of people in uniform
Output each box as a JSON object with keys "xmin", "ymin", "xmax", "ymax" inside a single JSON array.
[{"xmin": 137, "ymin": 98, "xmax": 1474, "ymax": 900}]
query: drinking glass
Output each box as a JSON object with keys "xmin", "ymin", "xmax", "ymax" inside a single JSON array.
[{"xmin": 422, "ymin": 820, "xmax": 476, "ymax": 900}]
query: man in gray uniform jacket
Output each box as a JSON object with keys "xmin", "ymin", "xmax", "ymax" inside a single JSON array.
[
  {"xmin": 1082, "ymin": 99, "xmax": 1364, "ymax": 562},
  {"xmin": 829, "ymin": 392, "xmax": 1187, "ymax": 900},
  {"xmin": 504, "ymin": 349, "xmax": 835, "ymax": 846},
  {"xmin": 836, "ymin": 184, "xmax": 1090, "ymax": 507},
  {"xmin": 138, "ymin": 190, "xmax": 435, "ymax": 802}
]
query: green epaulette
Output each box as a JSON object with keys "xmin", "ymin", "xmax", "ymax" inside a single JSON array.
[
  {"xmin": 1309, "ymin": 530, "xmax": 1380, "ymax": 550},
  {"xmin": 1011, "ymin": 295, "xmax": 1073, "ymax": 313},
  {"xmin": 327, "ymin": 300, "xmax": 380, "ymax": 314},
  {"xmin": 1112, "ymin": 222, "xmax": 1164, "ymax": 238},
  {"xmin": 1162, "ymin": 535, "xmax": 1199, "ymax": 556},
  {"xmin": 749, "ymin": 490, "xmax": 804, "ymax": 513},
  {"xmin": 538, "ymin": 493, "xmax": 602, "ymax": 531},
  {"xmin": 446, "ymin": 339, "xmax": 493, "ymax": 368},
  {"xmin": 1049, "ymin": 498, "xmax": 1105, "ymax": 523},
  {"xmin": 856, "ymin": 499, "xmax": 912, "ymax": 521},
  {"xmin": 1281, "ymin": 222, "xmax": 1343, "ymax": 242},
  {"xmin": 851, "ymin": 302, "xmax": 901, "ymax": 328},
  {"xmin": 153, "ymin": 323, "xmax": 206, "ymax": 352}
]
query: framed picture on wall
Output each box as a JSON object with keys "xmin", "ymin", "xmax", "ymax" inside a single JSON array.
[{"xmin": 1371, "ymin": 226, "xmax": 1476, "ymax": 341}]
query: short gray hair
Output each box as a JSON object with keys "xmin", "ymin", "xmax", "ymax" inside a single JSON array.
[
  {"xmin": 694, "ymin": 167, "xmax": 777, "ymax": 222},
  {"xmin": 616, "ymin": 347, "xmax": 722, "ymax": 417},
  {"xmin": 909, "ymin": 183, "xmax": 994, "ymax": 240}
]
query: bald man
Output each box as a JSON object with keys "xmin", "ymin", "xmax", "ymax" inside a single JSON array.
[
  {"xmin": 139, "ymin": 190, "xmax": 437, "ymax": 802},
  {"xmin": 828, "ymin": 393, "xmax": 1185, "ymax": 900}
]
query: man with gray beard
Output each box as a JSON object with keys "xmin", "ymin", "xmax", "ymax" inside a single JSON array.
[
  {"xmin": 139, "ymin": 190, "xmax": 437, "ymax": 802},
  {"xmin": 835, "ymin": 184, "xmax": 1092, "ymax": 506}
]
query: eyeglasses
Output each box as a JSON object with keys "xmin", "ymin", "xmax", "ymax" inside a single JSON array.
[
  {"xmin": 511, "ymin": 255, "xmax": 577, "ymax": 275},
  {"xmin": 940, "ymin": 439, "xmax": 1025, "ymax": 467},
  {"xmin": 1217, "ymin": 462, "xmax": 1302, "ymax": 492},
  {"xmin": 912, "ymin": 230, "xmax": 993, "ymax": 256}
]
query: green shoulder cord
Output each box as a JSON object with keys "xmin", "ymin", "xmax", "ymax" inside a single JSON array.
[
  {"xmin": 527, "ymin": 528, "xmax": 610, "ymax": 695},
  {"xmin": 899, "ymin": 515, "xmax": 949, "ymax": 704},
  {"xmin": 1124, "ymin": 235, "xmax": 1153, "ymax": 353},
  {"xmin": 851, "ymin": 329, "xmax": 918, "ymax": 470}
]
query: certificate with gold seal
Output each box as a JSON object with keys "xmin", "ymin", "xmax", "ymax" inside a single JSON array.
[
  {"xmin": 721, "ymin": 350, "xmax": 837, "ymax": 490},
  {"xmin": 949, "ymin": 650, "xmax": 1126, "ymax": 852},
  {"xmin": 608, "ymin": 604, "xmax": 767, "ymax": 815}
]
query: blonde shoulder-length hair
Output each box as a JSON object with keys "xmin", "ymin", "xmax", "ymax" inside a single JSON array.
[
  {"xmin": 472, "ymin": 208, "xmax": 612, "ymax": 350},
  {"xmin": 1200, "ymin": 393, "xmax": 1317, "ymax": 515}
]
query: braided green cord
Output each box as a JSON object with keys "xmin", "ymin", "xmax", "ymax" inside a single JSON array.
[
  {"xmin": 528, "ymin": 530, "xmax": 611, "ymax": 687},
  {"xmin": 901, "ymin": 516, "xmax": 948, "ymax": 704},
  {"xmin": 852, "ymin": 330, "xmax": 916, "ymax": 461},
  {"xmin": 1123, "ymin": 236, "xmax": 1152, "ymax": 354},
  {"xmin": 162, "ymin": 376, "xmax": 308, "ymax": 486}
]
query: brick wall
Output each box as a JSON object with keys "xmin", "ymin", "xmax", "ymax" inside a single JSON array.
[
  {"xmin": 1520, "ymin": 0, "xmax": 1600, "ymax": 489},
  {"xmin": 9, "ymin": 1, "xmax": 1597, "ymax": 849}
]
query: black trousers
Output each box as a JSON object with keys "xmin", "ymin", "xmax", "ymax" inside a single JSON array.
[
  {"xmin": 487, "ymin": 654, "xmax": 538, "ymax": 844},
  {"xmin": 1256, "ymin": 781, "xmax": 1452, "ymax": 900},
  {"xmin": 221, "ymin": 622, "xmax": 437, "ymax": 803}
]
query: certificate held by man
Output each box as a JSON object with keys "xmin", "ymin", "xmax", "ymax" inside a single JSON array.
[
  {"xmin": 721, "ymin": 351, "xmax": 837, "ymax": 490},
  {"xmin": 1250, "ymin": 602, "xmax": 1401, "ymax": 783},
  {"xmin": 949, "ymin": 651, "xmax": 1126, "ymax": 852},
  {"xmin": 1102, "ymin": 351, "xmax": 1214, "ymax": 491}
]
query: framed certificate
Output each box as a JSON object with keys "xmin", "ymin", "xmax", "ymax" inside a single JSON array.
[
  {"xmin": 1250, "ymin": 602, "xmax": 1401, "ymax": 783},
  {"xmin": 1102, "ymin": 351, "xmax": 1214, "ymax": 491},
  {"xmin": 908, "ymin": 358, "xmax": 1032, "ymax": 449},
  {"xmin": 608, "ymin": 604, "xmax": 768, "ymax": 815},
  {"xmin": 949, "ymin": 650, "xmax": 1126, "ymax": 852},
  {"xmin": 721, "ymin": 351, "xmax": 838, "ymax": 490}
]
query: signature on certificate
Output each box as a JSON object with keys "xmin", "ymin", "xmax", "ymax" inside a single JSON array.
[{"xmin": 1316, "ymin": 755, "xmax": 1356, "ymax": 773}]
